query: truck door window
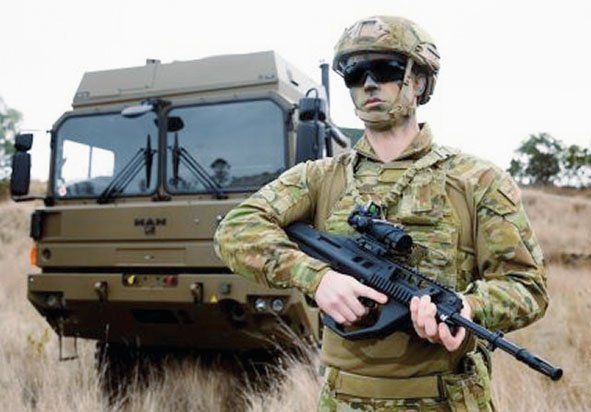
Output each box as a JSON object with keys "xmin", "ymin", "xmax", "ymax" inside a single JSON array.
[
  {"xmin": 60, "ymin": 141, "xmax": 115, "ymax": 184},
  {"xmin": 53, "ymin": 112, "xmax": 158, "ymax": 198}
]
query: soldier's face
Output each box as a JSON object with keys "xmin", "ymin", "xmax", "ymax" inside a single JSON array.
[
  {"xmin": 349, "ymin": 74, "xmax": 402, "ymax": 113},
  {"xmin": 344, "ymin": 53, "xmax": 405, "ymax": 113}
]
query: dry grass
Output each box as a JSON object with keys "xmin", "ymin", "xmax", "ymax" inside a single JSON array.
[
  {"xmin": 0, "ymin": 187, "xmax": 589, "ymax": 411},
  {"xmin": 491, "ymin": 264, "xmax": 590, "ymax": 411},
  {"xmin": 522, "ymin": 188, "xmax": 591, "ymax": 264}
]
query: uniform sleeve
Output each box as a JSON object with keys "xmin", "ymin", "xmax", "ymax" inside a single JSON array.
[
  {"xmin": 464, "ymin": 173, "xmax": 549, "ymax": 333},
  {"xmin": 213, "ymin": 161, "xmax": 332, "ymax": 297}
]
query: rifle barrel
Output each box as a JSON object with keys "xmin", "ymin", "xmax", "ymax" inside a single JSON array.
[{"xmin": 449, "ymin": 313, "xmax": 563, "ymax": 380}]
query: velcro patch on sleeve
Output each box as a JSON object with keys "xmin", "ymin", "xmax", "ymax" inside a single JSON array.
[{"xmin": 498, "ymin": 177, "xmax": 521, "ymax": 206}]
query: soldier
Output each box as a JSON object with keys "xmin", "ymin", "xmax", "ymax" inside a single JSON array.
[{"xmin": 214, "ymin": 16, "xmax": 548, "ymax": 411}]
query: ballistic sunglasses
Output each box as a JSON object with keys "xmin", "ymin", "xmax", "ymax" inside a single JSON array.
[{"xmin": 343, "ymin": 59, "xmax": 406, "ymax": 88}]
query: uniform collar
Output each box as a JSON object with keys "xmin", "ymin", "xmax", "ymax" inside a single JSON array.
[{"xmin": 353, "ymin": 123, "xmax": 434, "ymax": 162}]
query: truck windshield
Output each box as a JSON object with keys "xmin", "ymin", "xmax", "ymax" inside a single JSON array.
[
  {"xmin": 165, "ymin": 100, "xmax": 286, "ymax": 194},
  {"xmin": 53, "ymin": 112, "xmax": 158, "ymax": 198}
]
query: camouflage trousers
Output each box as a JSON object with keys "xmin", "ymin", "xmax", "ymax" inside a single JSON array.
[{"xmin": 317, "ymin": 352, "xmax": 495, "ymax": 412}]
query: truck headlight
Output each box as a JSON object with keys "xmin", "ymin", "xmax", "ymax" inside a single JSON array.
[
  {"xmin": 254, "ymin": 298, "xmax": 267, "ymax": 312},
  {"xmin": 270, "ymin": 298, "xmax": 285, "ymax": 313}
]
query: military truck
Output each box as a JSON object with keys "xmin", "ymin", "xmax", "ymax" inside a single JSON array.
[{"xmin": 10, "ymin": 51, "xmax": 350, "ymax": 380}]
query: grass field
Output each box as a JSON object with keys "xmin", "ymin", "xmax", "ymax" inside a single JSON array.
[{"xmin": 0, "ymin": 187, "xmax": 589, "ymax": 411}]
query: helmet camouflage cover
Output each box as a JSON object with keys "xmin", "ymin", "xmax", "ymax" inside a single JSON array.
[{"xmin": 333, "ymin": 16, "xmax": 440, "ymax": 105}]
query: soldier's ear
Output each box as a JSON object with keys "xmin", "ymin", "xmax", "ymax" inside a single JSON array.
[{"xmin": 414, "ymin": 74, "xmax": 426, "ymax": 97}]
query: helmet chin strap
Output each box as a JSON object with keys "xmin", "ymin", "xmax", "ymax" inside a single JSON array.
[{"xmin": 354, "ymin": 59, "xmax": 417, "ymax": 131}]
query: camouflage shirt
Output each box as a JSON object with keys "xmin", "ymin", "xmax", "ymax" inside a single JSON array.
[{"xmin": 214, "ymin": 123, "xmax": 548, "ymax": 376}]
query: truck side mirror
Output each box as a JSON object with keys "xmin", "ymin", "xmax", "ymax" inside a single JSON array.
[
  {"xmin": 15, "ymin": 133, "xmax": 33, "ymax": 151},
  {"xmin": 10, "ymin": 133, "xmax": 33, "ymax": 197},
  {"xmin": 295, "ymin": 96, "xmax": 330, "ymax": 163}
]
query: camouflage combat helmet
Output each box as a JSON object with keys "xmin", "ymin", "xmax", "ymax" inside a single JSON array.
[
  {"xmin": 333, "ymin": 16, "xmax": 440, "ymax": 105},
  {"xmin": 332, "ymin": 16, "xmax": 439, "ymax": 104}
]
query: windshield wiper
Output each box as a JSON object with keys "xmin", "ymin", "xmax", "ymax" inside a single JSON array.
[
  {"xmin": 97, "ymin": 135, "xmax": 156, "ymax": 204},
  {"xmin": 170, "ymin": 133, "xmax": 227, "ymax": 199}
]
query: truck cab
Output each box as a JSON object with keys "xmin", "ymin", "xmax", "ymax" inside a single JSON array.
[{"xmin": 11, "ymin": 51, "xmax": 349, "ymax": 360}]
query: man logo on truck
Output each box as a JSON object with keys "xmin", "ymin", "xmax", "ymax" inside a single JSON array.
[{"xmin": 134, "ymin": 217, "xmax": 166, "ymax": 235}]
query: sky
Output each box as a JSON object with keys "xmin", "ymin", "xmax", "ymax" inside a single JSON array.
[{"xmin": 2, "ymin": 0, "xmax": 590, "ymax": 180}]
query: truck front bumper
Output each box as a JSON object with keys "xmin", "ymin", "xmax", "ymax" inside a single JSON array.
[{"xmin": 28, "ymin": 272, "xmax": 320, "ymax": 350}]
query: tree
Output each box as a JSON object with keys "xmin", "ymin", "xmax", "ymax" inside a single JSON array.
[
  {"xmin": 0, "ymin": 96, "xmax": 23, "ymax": 180},
  {"xmin": 508, "ymin": 133, "xmax": 591, "ymax": 187},
  {"xmin": 508, "ymin": 133, "xmax": 563, "ymax": 185},
  {"xmin": 562, "ymin": 144, "xmax": 591, "ymax": 187}
]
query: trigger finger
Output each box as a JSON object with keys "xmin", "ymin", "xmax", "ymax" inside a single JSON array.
[{"xmin": 358, "ymin": 284, "xmax": 388, "ymax": 305}]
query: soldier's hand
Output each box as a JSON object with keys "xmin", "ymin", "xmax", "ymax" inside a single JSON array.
[
  {"xmin": 314, "ymin": 270, "xmax": 388, "ymax": 325},
  {"xmin": 410, "ymin": 294, "xmax": 472, "ymax": 352}
]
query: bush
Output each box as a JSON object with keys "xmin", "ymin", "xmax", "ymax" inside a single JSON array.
[
  {"xmin": 0, "ymin": 97, "xmax": 22, "ymax": 180},
  {"xmin": 508, "ymin": 133, "xmax": 590, "ymax": 187}
]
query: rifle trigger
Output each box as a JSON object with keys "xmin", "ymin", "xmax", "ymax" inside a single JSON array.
[{"xmin": 359, "ymin": 297, "xmax": 376, "ymax": 309}]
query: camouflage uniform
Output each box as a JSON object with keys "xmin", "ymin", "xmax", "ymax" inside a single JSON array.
[
  {"xmin": 214, "ymin": 123, "xmax": 548, "ymax": 411},
  {"xmin": 216, "ymin": 14, "xmax": 548, "ymax": 410}
]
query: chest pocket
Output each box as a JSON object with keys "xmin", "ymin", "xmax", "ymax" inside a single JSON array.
[
  {"xmin": 395, "ymin": 171, "xmax": 444, "ymax": 224},
  {"xmin": 394, "ymin": 169, "xmax": 460, "ymax": 289}
]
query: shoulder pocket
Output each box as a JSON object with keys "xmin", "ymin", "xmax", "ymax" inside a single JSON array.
[
  {"xmin": 480, "ymin": 181, "xmax": 519, "ymax": 216},
  {"xmin": 278, "ymin": 163, "xmax": 307, "ymax": 188},
  {"xmin": 254, "ymin": 164, "xmax": 310, "ymax": 218}
]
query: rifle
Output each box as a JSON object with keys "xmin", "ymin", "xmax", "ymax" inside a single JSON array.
[{"xmin": 284, "ymin": 202, "xmax": 563, "ymax": 381}]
